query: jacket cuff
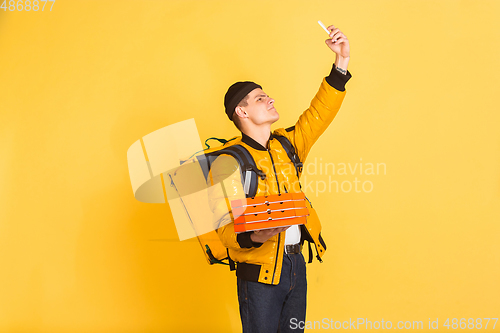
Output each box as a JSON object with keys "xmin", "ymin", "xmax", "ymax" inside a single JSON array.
[
  {"xmin": 237, "ymin": 232, "xmax": 264, "ymax": 248},
  {"xmin": 325, "ymin": 63, "xmax": 352, "ymax": 92}
]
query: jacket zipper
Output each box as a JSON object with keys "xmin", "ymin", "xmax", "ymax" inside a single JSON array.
[
  {"xmin": 268, "ymin": 148, "xmax": 282, "ymax": 283},
  {"xmin": 267, "ymin": 149, "xmax": 281, "ymax": 195},
  {"xmin": 271, "ymin": 232, "xmax": 281, "ymax": 283}
]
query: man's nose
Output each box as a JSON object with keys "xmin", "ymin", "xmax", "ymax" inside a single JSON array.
[{"xmin": 268, "ymin": 97, "xmax": 274, "ymax": 104}]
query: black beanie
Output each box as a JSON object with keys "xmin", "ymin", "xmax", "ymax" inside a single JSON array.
[{"xmin": 224, "ymin": 81, "xmax": 262, "ymax": 121}]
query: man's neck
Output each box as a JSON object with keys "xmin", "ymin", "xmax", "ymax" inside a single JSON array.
[{"xmin": 241, "ymin": 125, "xmax": 272, "ymax": 150}]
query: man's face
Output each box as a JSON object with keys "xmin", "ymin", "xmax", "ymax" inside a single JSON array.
[{"xmin": 240, "ymin": 88, "xmax": 279, "ymax": 126}]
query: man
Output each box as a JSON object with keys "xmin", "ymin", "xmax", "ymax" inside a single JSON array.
[{"xmin": 208, "ymin": 24, "xmax": 351, "ymax": 333}]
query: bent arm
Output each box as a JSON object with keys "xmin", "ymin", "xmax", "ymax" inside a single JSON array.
[{"xmin": 207, "ymin": 154, "xmax": 263, "ymax": 250}]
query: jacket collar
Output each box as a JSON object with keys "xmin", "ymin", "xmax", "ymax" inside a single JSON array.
[{"xmin": 241, "ymin": 132, "xmax": 274, "ymax": 151}]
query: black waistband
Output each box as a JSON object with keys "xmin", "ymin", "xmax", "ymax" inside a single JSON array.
[{"xmin": 285, "ymin": 244, "xmax": 301, "ymax": 254}]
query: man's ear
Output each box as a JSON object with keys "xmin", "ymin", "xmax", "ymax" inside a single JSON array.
[{"xmin": 234, "ymin": 106, "xmax": 247, "ymax": 119}]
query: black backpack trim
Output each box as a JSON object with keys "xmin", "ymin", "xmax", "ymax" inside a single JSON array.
[
  {"xmin": 196, "ymin": 144, "xmax": 266, "ymax": 198},
  {"xmin": 205, "ymin": 244, "xmax": 229, "ymax": 265}
]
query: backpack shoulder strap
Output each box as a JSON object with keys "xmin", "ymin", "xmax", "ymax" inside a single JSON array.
[
  {"xmin": 273, "ymin": 134, "xmax": 303, "ymax": 178},
  {"xmin": 198, "ymin": 144, "xmax": 265, "ymax": 198}
]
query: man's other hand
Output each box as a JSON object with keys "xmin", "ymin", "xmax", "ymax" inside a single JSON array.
[{"xmin": 250, "ymin": 226, "xmax": 290, "ymax": 243}]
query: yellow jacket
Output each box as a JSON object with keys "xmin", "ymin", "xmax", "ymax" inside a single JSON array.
[{"xmin": 208, "ymin": 75, "xmax": 349, "ymax": 285}]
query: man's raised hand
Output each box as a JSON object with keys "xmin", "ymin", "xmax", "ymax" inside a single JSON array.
[{"xmin": 325, "ymin": 25, "xmax": 350, "ymax": 58}]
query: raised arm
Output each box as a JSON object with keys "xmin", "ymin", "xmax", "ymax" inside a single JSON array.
[{"xmin": 273, "ymin": 24, "xmax": 352, "ymax": 165}]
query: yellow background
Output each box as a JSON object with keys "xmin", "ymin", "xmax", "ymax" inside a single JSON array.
[{"xmin": 1, "ymin": 0, "xmax": 499, "ymax": 332}]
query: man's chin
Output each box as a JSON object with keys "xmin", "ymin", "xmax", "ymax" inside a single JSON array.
[{"xmin": 271, "ymin": 112, "xmax": 280, "ymax": 123}]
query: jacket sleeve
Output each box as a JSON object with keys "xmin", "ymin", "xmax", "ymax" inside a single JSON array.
[
  {"xmin": 273, "ymin": 64, "xmax": 352, "ymax": 165},
  {"xmin": 206, "ymin": 154, "xmax": 263, "ymax": 250}
]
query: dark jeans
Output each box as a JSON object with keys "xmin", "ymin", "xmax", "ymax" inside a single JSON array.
[{"xmin": 237, "ymin": 253, "xmax": 307, "ymax": 333}]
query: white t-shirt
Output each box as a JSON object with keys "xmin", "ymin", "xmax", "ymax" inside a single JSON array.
[{"xmin": 284, "ymin": 224, "xmax": 301, "ymax": 245}]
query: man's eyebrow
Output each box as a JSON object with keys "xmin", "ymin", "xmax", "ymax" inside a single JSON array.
[{"xmin": 255, "ymin": 94, "xmax": 267, "ymax": 99}]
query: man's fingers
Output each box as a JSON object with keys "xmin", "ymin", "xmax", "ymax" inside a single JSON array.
[
  {"xmin": 261, "ymin": 228, "xmax": 278, "ymax": 236},
  {"xmin": 278, "ymin": 226, "xmax": 290, "ymax": 233},
  {"xmin": 331, "ymin": 31, "xmax": 346, "ymax": 42},
  {"xmin": 333, "ymin": 37, "xmax": 347, "ymax": 44},
  {"xmin": 257, "ymin": 226, "xmax": 291, "ymax": 236},
  {"xmin": 252, "ymin": 226, "xmax": 292, "ymax": 243},
  {"xmin": 268, "ymin": 226, "xmax": 289, "ymax": 236},
  {"xmin": 327, "ymin": 25, "xmax": 336, "ymax": 31},
  {"xmin": 272, "ymin": 227, "xmax": 285, "ymax": 235},
  {"xmin": 329, "ymin": 28, "xmax": 340, "ymax": 38}
]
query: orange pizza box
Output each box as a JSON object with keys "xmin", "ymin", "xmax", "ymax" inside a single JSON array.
[
  {"xmin": 234, "ymin": 216, "xmax": 308, "ymax": 233},
  {"xmin": 234, "ymin": 208, "xmax": 309, "ymax": 224},
  {"xmin": 231, "ymin": 192, "xmax": 309, "ymax": 233},
  {"xmin": 232, "ymin": 198, "xmax": 307, "ymax": 217},
  {"xmin": 230, "ymin": 192, "xmax": 306, "ymax": 209}
]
